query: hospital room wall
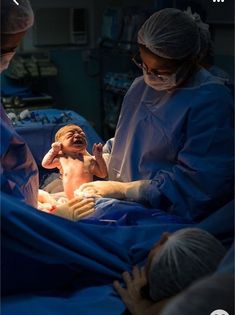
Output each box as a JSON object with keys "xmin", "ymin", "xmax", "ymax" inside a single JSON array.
[
  {"xmin": 212, "ymin": 25, "xmax": 234, "ymax": 80},
  {"xmin": 96, "ymin": 0, "xmax": 234, "ymax": 79},
  {"xmin": 201, "ymin": 0, "xmax": 234, "ymax": 80},
  {"xmin": 21, "ymin": 0, "xmax": 101, "ymax": 134},
  {"xmin": 171, "ymin": 0, "xmax": 234, "ymax": 79},
  {"xmin": 46, "ymin": 0, "xmax": 153, "ymax": 136},
  {"xmin": 21, "ymin": 0, "xmax": 153, "ymax": 136},
  {"xmin": 40, "ymin": 49, "xmax": 101, "ymax": 134},
  {"xmin": 20, "ymin": 0, "xmax": 233, "ymax": 136}
]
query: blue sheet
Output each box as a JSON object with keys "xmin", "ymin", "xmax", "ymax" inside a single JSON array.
[
  {"xmin": 15, "ymin": 109, "xmax": 102, "ymax": 165},
  {"xmin": 1, "ymin": 193, "xmax": 234, "ymax": 315},
  {"xmin": 217, "ymin": 245, "xmax": 234, "ymax": 275}
]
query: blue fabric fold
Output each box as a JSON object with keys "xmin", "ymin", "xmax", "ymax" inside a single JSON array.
[{"xmin": 1, "ymin": 192, "xmax": 234, "ymax": 314}]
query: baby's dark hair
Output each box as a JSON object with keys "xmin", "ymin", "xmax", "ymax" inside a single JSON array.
[{"xmin": 55, "ymin": 124, "xmax": 82, "ymax": 141}]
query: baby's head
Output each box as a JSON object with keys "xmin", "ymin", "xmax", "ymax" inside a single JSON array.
[
  {"xmin": 55, "ymin": 124, "xmax": 87, "ymax": 153},
  {"xmin": 145, "ymin": 228, "xmax": 226, "ymax": 302}
]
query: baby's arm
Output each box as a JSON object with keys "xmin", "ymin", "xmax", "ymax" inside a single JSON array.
[
  {"xmin": 42, "ymin": 142, "xmax": 61, "ymax": 169},
  {"xmin": 91, "ymin": 143, "xmax": 108, "ymax": 178}
]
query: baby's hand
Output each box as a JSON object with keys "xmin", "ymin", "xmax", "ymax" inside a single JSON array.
[
  {"xmin": 51, "ymin": 142, "xmax": 62, "ymax": 153},
  {"xmin": 93, "ymin": 143, "xmax": 103, "ymax": 158}
]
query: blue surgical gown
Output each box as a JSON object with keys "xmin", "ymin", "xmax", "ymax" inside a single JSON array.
[
  {"xmin": 208, "ymin": 65, "xmax": 232, "ymax": 85},
  {"xmin": 106, "ymin": 68, "xmax": 234, "ymax": 221},
  {"xmin": 0, "ymin": 105, "xmax": 39, "ymax": 207}
]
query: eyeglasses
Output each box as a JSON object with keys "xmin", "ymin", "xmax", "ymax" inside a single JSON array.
[
  {"xmin": 132, "ymin": 54, "xmax": 166, "ymax": 79},
  {"xmin": 132, "ymin": 53, "xmax": 182, "ymax": 79}
]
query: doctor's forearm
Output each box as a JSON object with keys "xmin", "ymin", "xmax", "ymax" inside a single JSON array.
[{"xmin": 124, "ymin": 180, "xmax": 151, "ymax": 203}]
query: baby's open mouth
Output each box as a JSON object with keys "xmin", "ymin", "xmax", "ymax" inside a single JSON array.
[{"xmin": 73, "ymin": 138, "xmax": 85, "ymax": 146}]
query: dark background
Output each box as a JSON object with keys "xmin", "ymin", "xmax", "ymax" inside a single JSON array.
[{"xmin": 1, "ymin": 0, "xmax": 234, "ymax": 140}]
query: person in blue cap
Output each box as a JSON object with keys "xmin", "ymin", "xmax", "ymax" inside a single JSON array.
[
  {"xmin": 1, "ymin": 0, "xmax": 38, "ymax": 206},
  {"xmin": 113, "ymin": 228, "xmax": 227, "ymax": 315},
  {"xmin": 79, "ymin": 8, "xmax": 234, "ymax": 222}
]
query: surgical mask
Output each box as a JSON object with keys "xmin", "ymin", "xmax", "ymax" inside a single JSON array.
[
  {"xmin": 0, "ymin": 52, "xmax": 16, "ymax": 72},
  {"xmin": 143, "ymin": 62, "xmax": 192, "ymax": 91}
]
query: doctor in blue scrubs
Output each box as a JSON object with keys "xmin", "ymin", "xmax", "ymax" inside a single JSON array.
[
  {"xmin": 79, "ymin": 8, "xmax": 234, "ymax": 222},
  {"xmin": 0, "ymin": 0, "xmax": 38, "ymax": 207}
]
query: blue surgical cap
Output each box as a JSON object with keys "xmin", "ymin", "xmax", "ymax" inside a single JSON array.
[
  {"xmin": 138, "ymin": 8, "xmax": 201, "ymax": 60},
  {"xmin": 1, "ymin": 0, "xmax": 34, "ymax": 34}
]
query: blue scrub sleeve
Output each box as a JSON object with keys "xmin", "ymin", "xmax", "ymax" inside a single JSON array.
[
  {"xmin": 103, "ymin": 138, "xmax": 114, "ymax": 154},
  {"xmin": 1, "ymin": 118, "xmax": 39, "ymax": 208},
  {"xmin": 141, "ymin": 95, "xmax": 234, "ymax": 221}
]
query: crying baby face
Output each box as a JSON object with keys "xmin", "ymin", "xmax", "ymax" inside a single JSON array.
[{"xmin": 56, "ymin": 125, "xmax": 88, "ymax": 153}]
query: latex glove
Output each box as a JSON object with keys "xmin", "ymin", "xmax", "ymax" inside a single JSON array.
[
  {"xmin": 113, "ymin": 266, "xmax": 150, "ymax": 315},
  {"xmin": 78, "ymin": 180, "xmax": 151, "ymax": 201},
  {"xmin": 51, "ymin": 142, "xmax": 62, "ymax": 154},
  {"xmin": 74, "ymin": 189, "xmax": 100, "ymax": 199},
  {"xmin": 54, "ymin": 196, "xmax": 95, "ymax": 221},
  {"xmin": 78, "ymin": 181, "xmax": 128, "ymax": 199}
]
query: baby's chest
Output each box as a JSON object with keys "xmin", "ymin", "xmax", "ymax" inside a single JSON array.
[{"xmin": 60, "ymin": 156, "xmax": 93, "ymax": 174}]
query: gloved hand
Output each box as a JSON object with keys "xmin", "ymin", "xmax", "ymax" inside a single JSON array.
[
  {"xmin": 78, "ymin": 180, "xmax": 150, "ymax": 201},
  {"xmin": 78, "ymin": 181, "xmax": 127, "ymax": 199},
  {"xmin": 54, "ymin": 196, "xmax": 95, "ymax": 221}
]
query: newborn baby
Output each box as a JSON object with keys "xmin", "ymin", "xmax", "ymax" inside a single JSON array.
[{"xmin": 42, "ymin": 124, "xmax": 108, "ymax": 199}]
